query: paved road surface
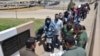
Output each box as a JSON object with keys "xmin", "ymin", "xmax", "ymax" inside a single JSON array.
[
  {"xmin": 0, "ymin": 0, "xmax": 88, "ymax": 19},
  {"xmin": 0, "ymin": 9, "xmax": 64, "ymax": 19}
]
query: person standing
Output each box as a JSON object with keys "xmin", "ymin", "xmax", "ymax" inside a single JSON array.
[
  {"xmin": 61, "ymin": 20, "xmax": 74, "ymax": 50},
  {"xmin": 67, "ymin": 0, "xmax": 76, "ymax": 10},
  {"xmin": 74, "ymin": 24, "xmax": 88, "ymax": 49},
  {"xmin": 52, "ymin": 14, "xmax": 63, "ymax": 49},
  {"xmin": 43, "ymin": 17, "xmax": 55, "ymax": 52}
]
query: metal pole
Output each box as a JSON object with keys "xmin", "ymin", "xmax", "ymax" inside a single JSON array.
[
  {"xmin": 15, "ymin": 3, "xmax": 17, "ymax": 19},
  {"xmin": 63, "ymin": 0, "xmax": 65, "ymax": 12}
]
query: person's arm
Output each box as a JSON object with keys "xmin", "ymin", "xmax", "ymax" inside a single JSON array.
[{"xmin": 79, "ymin": 34, "xmax": 88, "ymax": 48}]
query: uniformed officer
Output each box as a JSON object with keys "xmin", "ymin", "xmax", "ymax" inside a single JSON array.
[
  {"xmin": 74, "ymin": 24, "xmax": 88, "ymax": 49},
  {"xmin": 67, "ymin": 0, "xmax": 76, "ymax": 10},
  {"xmin": 62, "ymin": 20, "xmax": 74, "ymax": 38},
  {"xmin": 61, "ymin": 20, "xmax": 74, "ymax": 50},
  {"xmin": 20, "ymin": 38, "xmax": 38, "ymax": 56},
  {"xmin": 62, "ymin": 37, "xmax": 86, "ymax": 56}
]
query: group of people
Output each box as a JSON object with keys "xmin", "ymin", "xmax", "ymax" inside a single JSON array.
[
  {"xmin": 20, "ymin": 2, "xmax": 90, "ymax": 56},
  {"xmin": 40, "ymin": 3, "xmax": 90, "ymax": 56}
]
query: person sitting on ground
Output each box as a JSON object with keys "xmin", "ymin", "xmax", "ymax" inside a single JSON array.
[
  {"xmin": 20, "ymin": 38, "xmax": 38, "ymax": 56},
  {"xmin": 62, "ymin": 37, "xmax": 86, "ymax": 56}
]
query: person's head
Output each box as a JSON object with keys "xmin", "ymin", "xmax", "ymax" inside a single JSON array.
[
  {"xmin": 64, "ymin": 36, "xmax": 75, "ymax": 48},
  {"xmin": 45, "ymin": 16, "xmax": 51, "ymax": 26},
  {"xmin": 55, "ymin": 13, "xmax": 59, "ymax": 20},
  {"xmin": 74, "ymin": 24, "xmax": 82, "ymax": 34},
  {"xmin": 86, "ymin": 3, "xmax": 89, "ymax": 6},
  {"xmin": 26, "ymin": 38, "xmax": 36, "ymax": 50},
  {"xmin": 64, "ymin": 11, "xmax": 69, "ymax": 17},
  {"xmin": 81, "ymin": 25, "xmax": 86, "ymax": 30},
  {"xmin": 59, "ymin": 12, "xmax": 63, "ymax": 17}
]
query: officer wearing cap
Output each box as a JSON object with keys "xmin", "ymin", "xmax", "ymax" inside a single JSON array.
[{"xmin": 20, "ymin": 38, "xmax": 38, "ymax": 56}]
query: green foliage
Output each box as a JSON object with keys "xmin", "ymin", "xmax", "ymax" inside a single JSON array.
[
  {"xmin": 0, "ymin": 18, "xmax": 44, "ymax": 32},
  {"xmin": 34, "ymin": 19, "xmax": 44, "ymax": 32}
]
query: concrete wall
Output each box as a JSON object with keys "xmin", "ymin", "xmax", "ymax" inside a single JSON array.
[
  {"xmin": 0, "ymin": 21, "xmax": 34, "ymax": 56},
  {"xmin": 16, "ymin": 21, "xmax": 35, "ymax": 37}
]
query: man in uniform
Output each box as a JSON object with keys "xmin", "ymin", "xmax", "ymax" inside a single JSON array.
[
  {"xmin": 62, "ymin": 37, "xmax": 86, "ymax": 56},
  {"xmin": 74, "ymin": 24, "xmax": 88, "ymax": 49},
  {"xmin": 61, "ymin": 20, "xmax": 74, "ymax": 50},
  {"xmin": 20, "ymin": 38, "xmax": 38, "ymax": 56},
  {"xmin": 67, "ymin": 0, "xmax": 76, "ymax": 10}
]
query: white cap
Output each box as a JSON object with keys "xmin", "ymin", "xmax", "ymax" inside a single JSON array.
[{"xmin": 78, "ymin": 5, "xmax": 81, "ymax": 8}]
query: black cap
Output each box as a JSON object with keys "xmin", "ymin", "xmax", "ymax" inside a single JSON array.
[
  {"xmin": 65, "ymin": 36, "xmax": 75, "ymax": 45},
  {"xmin": 26, "ymin": 38, "xmax": 35, "ymax": 48}
]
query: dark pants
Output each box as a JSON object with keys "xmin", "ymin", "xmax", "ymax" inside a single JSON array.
[{"xmin": 54, "ymin": 35, "xmax": 60, "ymax": 49}]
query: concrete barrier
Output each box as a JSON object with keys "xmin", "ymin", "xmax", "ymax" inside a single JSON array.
[
  {"xmin": 85, "ymin": 1, "xmax": 98, "ymax": 56},
  {"xmin": 0, "ymin": 21, "xmax": 34, "ymax": 56}
]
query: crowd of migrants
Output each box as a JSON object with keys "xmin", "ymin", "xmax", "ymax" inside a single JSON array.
[{"xmin": 20, "ymin": 3, "xmax": 90, "ymax": 56}]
